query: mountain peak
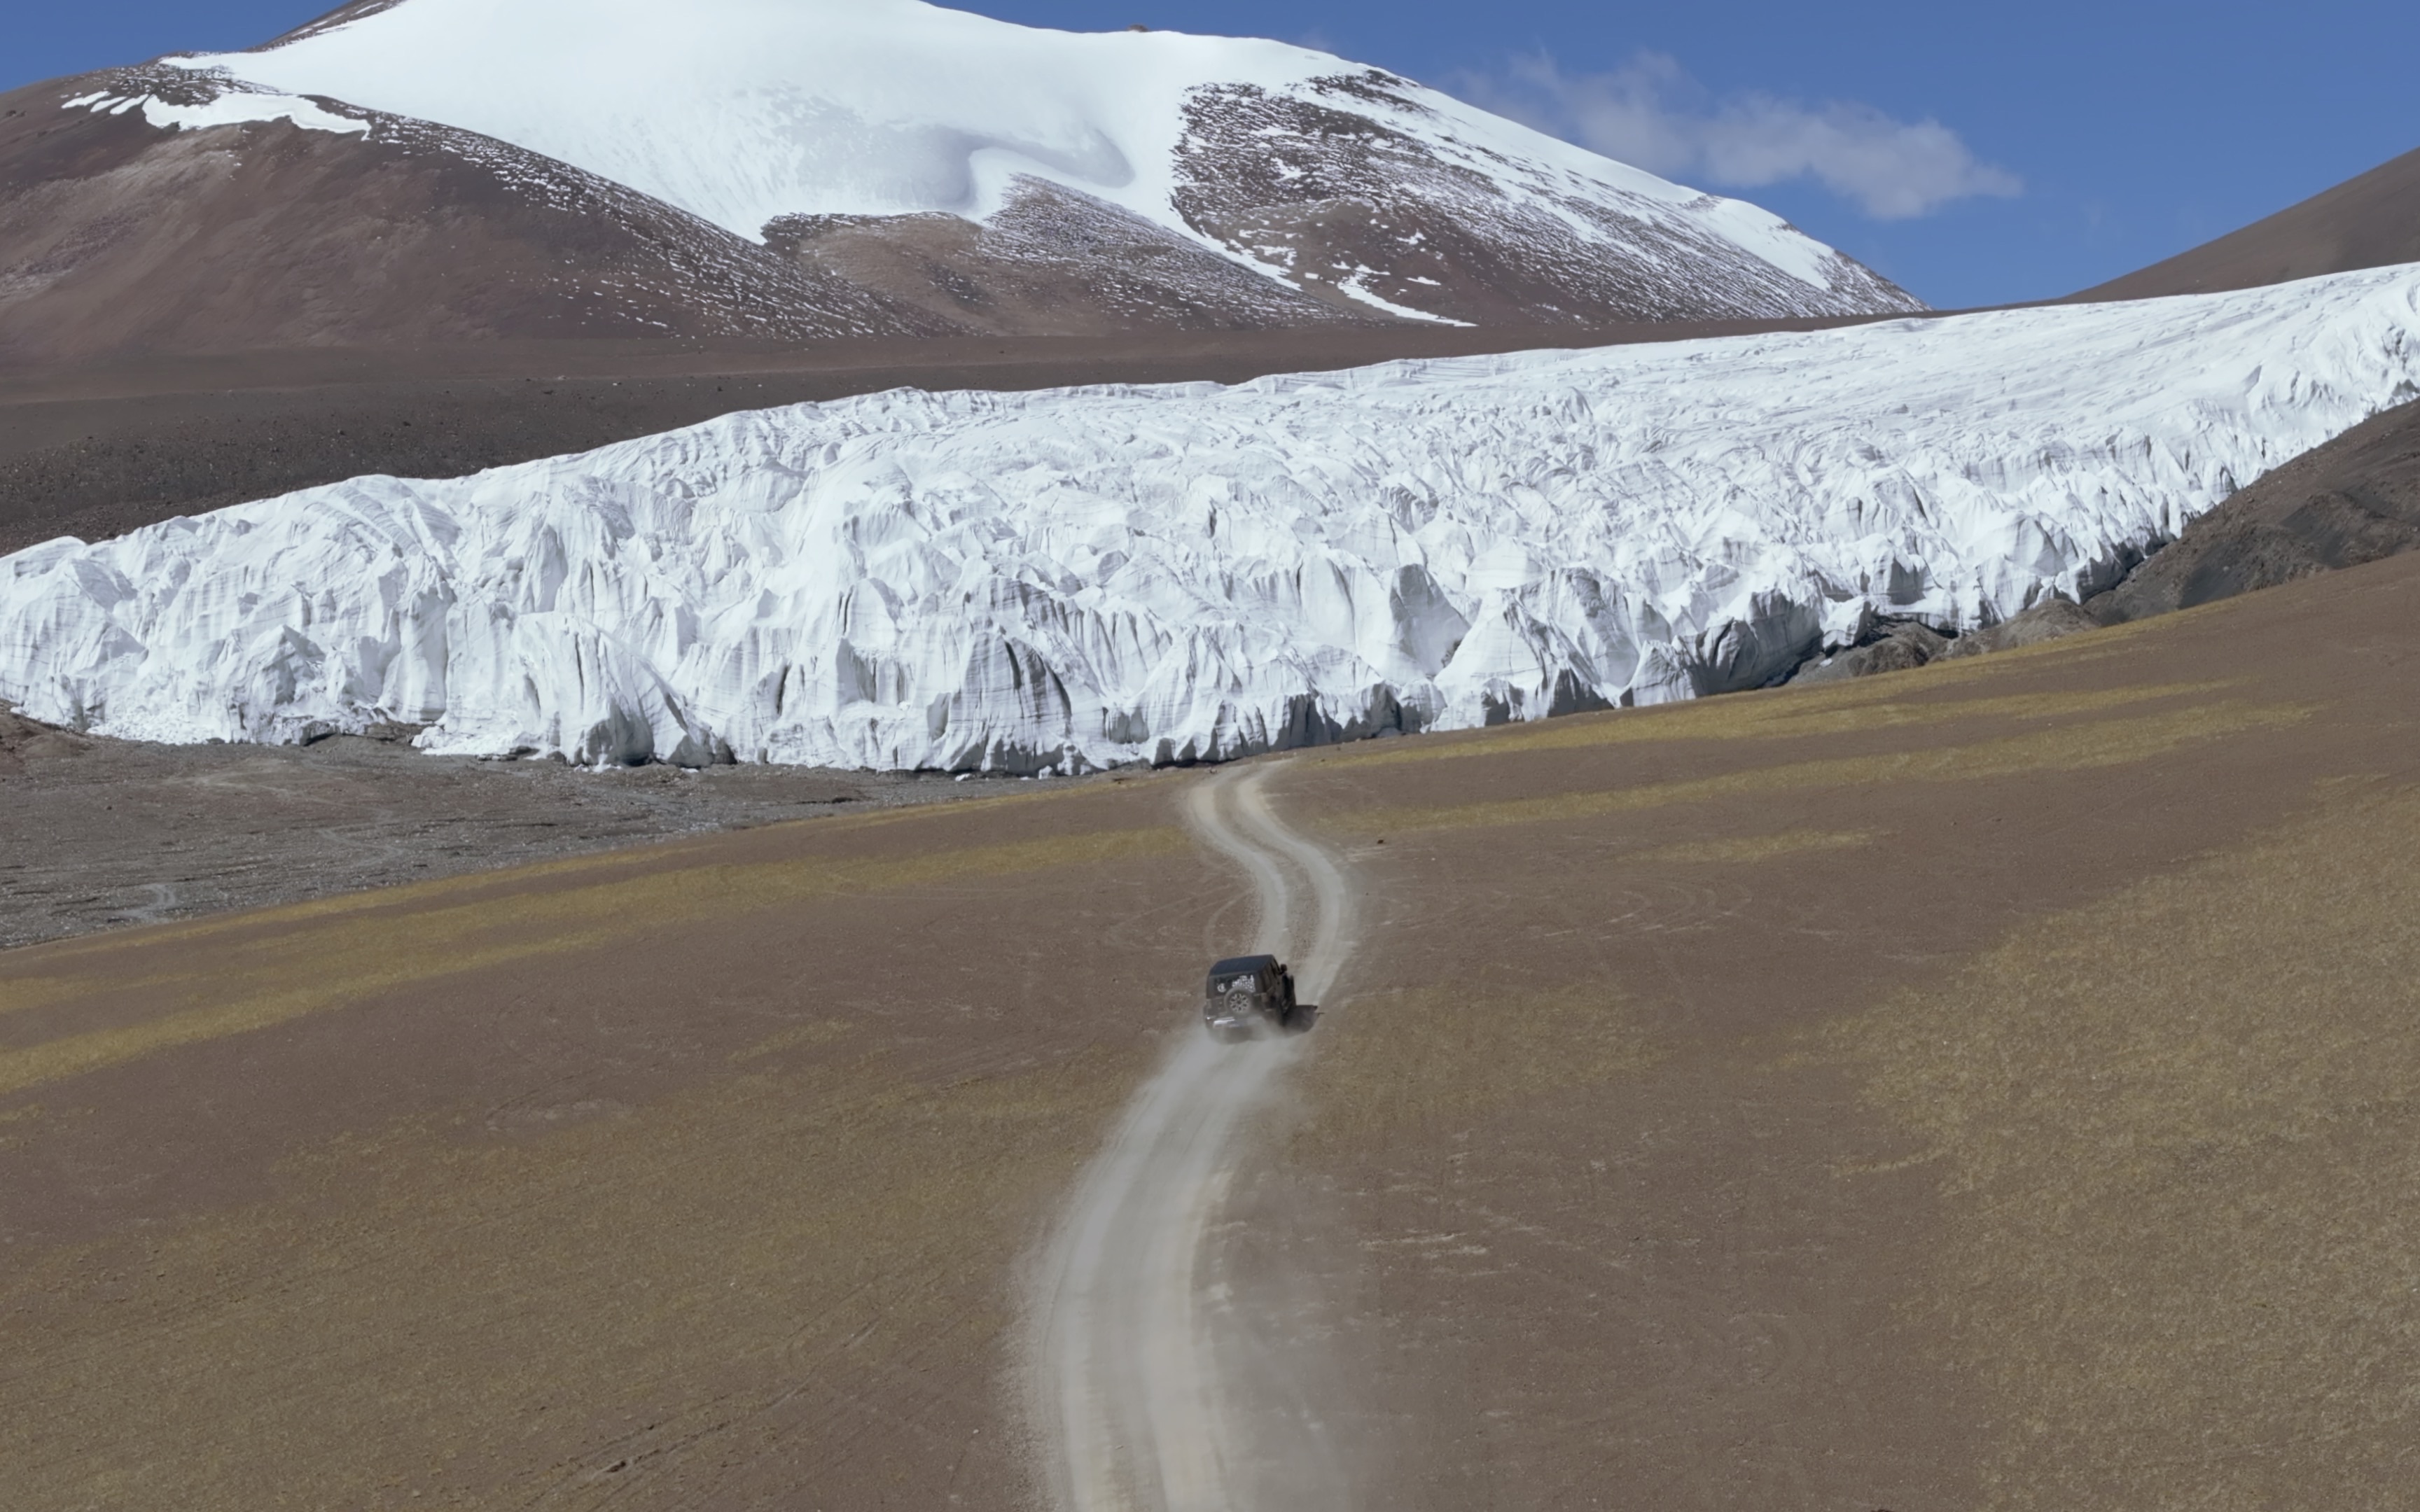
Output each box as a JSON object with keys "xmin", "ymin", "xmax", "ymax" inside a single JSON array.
[
  {"xmin": 1, "ymin": 0, "xmax": 1919, "ymax": 362},
  {"xmin": 167, "ymin": 0, "xmax": 1919, "ymax": 327}
]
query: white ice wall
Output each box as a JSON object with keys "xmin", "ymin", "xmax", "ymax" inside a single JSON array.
[{"xmin": 6, "ymin": 266, "xmax": 2417, "ymax": 771}]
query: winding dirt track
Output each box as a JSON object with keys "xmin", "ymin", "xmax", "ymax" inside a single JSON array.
[{"xmin": 1027, "ymin": 762, "xmax": 1356, "ymax": 1512}]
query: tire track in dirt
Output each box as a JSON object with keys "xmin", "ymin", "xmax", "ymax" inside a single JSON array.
[{"xmin": 1024, "ymin": 761, "xmax": 1354, "ymax": 1512}]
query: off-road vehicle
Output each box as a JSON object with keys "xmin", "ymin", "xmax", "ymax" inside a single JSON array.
[{"xmin": 1201, "ymin": 954, "xmax": 1315, "ymax": 1042}]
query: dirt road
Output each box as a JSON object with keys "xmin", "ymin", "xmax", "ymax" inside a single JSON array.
[{"xmin": 1027, "ymin": 763, "xmax": 1358, "ymax": 1512}]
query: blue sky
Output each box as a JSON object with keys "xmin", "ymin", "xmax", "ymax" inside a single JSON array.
[{"xmin": 11, "ymin": 1, "xmax": 2416, "ymax": 308}]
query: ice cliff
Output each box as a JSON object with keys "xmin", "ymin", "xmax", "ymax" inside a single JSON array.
[{"xmin": 4, "ymin": 266, "xmax": 2418, "ymax": 771}]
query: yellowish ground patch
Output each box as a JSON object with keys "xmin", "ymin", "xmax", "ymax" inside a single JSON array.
[
  {"xmin": 1832, "ymin": 779, "xmax": 2420, "ymax": 1508},
  {"xmin": 1323, "ymin": 663, "xmax": 2230, "ymax": 770},
  {"xmin": 0, "ymin": 1035, "xmax": 1135, "ymax": 1511},
  {"xmin": 1633, "ymin": 828, "xmax": 1879, "ymax": 864},
  {"xmin": 1340, "ymin": 701, "xmax": 2309, "ymax": 836},
  {"xmin": 0, "ymin": 826, "xmax": 1182, "ymax": 1095},
  {"xmin": 1294, "ymin": 983, "xmax": 1662, "ymax": 1149}
]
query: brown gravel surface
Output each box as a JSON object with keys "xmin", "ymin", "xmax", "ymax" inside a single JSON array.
[
  {"xmin": 6, "ymin": 555, "xmax": 2419, "ymax": 1509},
  {"xmin": 0, "ymin": 711, "xmax": 1048, "ymax": 948},
  {"xmin": 0, "ymin": 772, "xmax": 1224, "ymax": 1511},
  {"xmin": 1228, "ymin": 550, "xmax": 2420, "ymax": 1510}
]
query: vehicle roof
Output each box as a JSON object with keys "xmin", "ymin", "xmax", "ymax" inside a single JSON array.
[{"xmin": 1207, "ymin": 954, "xmax": 1279, "ymax": 976}]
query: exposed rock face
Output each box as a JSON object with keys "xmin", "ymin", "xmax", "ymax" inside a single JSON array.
[
  {"xmin": 1792, "ymin": 620, "xmax": 1953, "ymax": 684},
  {"xmin": 767, "ymin": 178, "xmax": 1361, "ymax": 337},
  {"xmin": 0, "ymin": 701, "xmax": 91, "ymax": 774},
  {"xmin": 1170, "ymin": 72, "xmax": 1921, "ymax": 327},
  {"xmin": 1938, "ymin": 596, "xmax": 2105, "ymax": 660}
]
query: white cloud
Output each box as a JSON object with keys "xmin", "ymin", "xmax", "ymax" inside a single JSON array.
[{"xmin": 1469, "ymin": 53, "xmax": 2022, "ymax": 220}]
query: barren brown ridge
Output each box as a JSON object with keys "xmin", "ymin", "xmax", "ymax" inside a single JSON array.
[{"xmin": 2069, "ymin": 144, "xmax": 2420, "ymax": 302}]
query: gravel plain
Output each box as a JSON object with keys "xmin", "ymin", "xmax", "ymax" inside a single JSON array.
[{"xmin": 0, "ymin": 708, "xmax": 1076, "ymax": 948}]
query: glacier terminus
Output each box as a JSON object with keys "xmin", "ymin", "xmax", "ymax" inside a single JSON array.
[{"xmin": 3, "ymin": 267, "xmax": 2417, "ymax": 772}]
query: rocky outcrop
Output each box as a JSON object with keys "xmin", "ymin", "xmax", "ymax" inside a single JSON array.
[
  {"xmin": 1790, "ymin": 620, "xmax": 1952, "ymax": 683},
  {"xmin": 1938, "ymin": 595, "xmax": 2106, "ymax": 660},
  {"xmin": 1168, "ymin": 71, "xmax": 1922, "ymax": 327},
  {"xmin": 0, "ymin": 701, "xmax": 90, "ymax": 774}
]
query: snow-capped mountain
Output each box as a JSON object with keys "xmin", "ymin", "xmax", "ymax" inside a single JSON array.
[
  {"xmin": 6, "ymin": 267, "xmax": 2414, "ymax": 772},
  {"xmin": 5, "ymin": 0, "xmax": 1919, "ymax": 354}
]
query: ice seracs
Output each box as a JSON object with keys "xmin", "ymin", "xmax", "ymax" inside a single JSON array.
[{"xmin": 4, "ymin": 267, "xmax": 2417, "ymax": 771}]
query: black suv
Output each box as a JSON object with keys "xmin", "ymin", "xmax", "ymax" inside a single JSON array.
[{"xmin": 1201, "ymin": 955, "xmax": 1314, "ymax": 1042}]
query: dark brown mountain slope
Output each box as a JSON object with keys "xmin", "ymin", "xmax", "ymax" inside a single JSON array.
[
  {"xmin": 0, "ymin": 69, "xmax": 946, "ymax": 361},
  {"xmin": 0, "ymin": 66, "xmax": 1368, "ymax": 366},
  {"xmin": 2092, "ymin": 391, "xmax": 2420, "ymax": 619},
  {"xmin": 766, "ymin": 178, "xmax": 1362, "ymax": 336},
  {"xmin": 2071, "ymin": 144, "xmax": 2420, "ymax": 302}
]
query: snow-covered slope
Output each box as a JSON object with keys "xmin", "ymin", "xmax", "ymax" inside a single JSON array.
[
  {"xmin": 123, "ymin": 0, "xmax": 1918, "ymax": 327},
  {"xmin": 8, "ymin": 267, "xmax": 2415, "ymax": 772}
]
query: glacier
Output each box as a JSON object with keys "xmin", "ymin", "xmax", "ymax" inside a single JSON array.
[{"xmin": 4, "ymin": 266, "xmax": 2419, "ymax": 773}]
